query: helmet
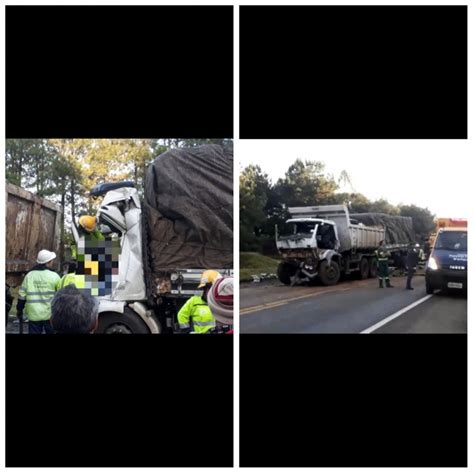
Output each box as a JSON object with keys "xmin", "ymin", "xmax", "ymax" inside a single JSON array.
[
  {"xmin": 198, "ymin": 270, "xmax": 222, "ymax": 288},
  {"xmin": 79, "ymin": 215, "xmax": 97, "ymax": 233},
  {"xmin": 37, "ymin": 249, "xmax": 56, "ymax": 264}
]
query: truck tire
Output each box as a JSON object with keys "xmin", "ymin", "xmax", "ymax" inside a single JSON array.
[
  {"xmin": 425, "ymin": 280, "xmax": 434, "ymax": 295},
  {"xmin": 277, "ymin": 262, "xmax": 297, "ymax": 285},
  {"xmin": 357, "ymin": 258, "xmax": 369, "ymax": 280},
  {"xmin": 318, "ymin": 260, "xmax": 340, "ymax": 286},
  {"xmin": 369, "ymin": 258, "xmax": 378, "ymax": 278},
  {"xmin": 97, "ymin": 308, "xmax": 151, "ymax": 334}
]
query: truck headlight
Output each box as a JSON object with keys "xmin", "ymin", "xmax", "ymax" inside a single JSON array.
[{"xmin": 428, "ymin": 257, "xmax": 438, "ymax": 270}]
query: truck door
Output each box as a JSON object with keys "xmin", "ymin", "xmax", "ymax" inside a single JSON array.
[{"xmin": 316, "ymin": 223, "xmax": 337, "ymax": 250}]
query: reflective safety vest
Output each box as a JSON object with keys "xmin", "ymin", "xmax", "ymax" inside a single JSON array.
[
  {"xmin": 56, "ymin": 273, "xmax": 86, "ymax": 290},
  {"xmin": 18, "ymin": 269, "xmax": 60, "ymax": 322},
  {"xmin": 177, "ymin": 296, "xmax": 216, "ymax": 334},
  {"xmin": 375, "ymin": 248, "xmax": 389, "ymax": 261}
]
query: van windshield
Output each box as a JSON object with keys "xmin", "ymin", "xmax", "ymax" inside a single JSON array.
[{"xmin": 434, "ymin": 231, "xmax": 467, "ymax": 251}]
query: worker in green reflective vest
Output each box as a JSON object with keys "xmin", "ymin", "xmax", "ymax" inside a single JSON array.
[
  {"xmin": 374, "ymin": 240, "xmax": 394, "ymax": 289},
  {"xmin": 17, "ymin": 250, "xmax": 61, "ymax": 334}
]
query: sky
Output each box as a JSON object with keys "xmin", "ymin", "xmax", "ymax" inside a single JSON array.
[{"xmin": 239, "ymin": 140, "xmax": 471, "ymax": 218}]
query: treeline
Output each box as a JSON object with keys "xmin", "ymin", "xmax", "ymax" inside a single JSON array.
[
  {"xmin": 6, "ymin": 138, "xmax": 232, "ymax": 260},
  {"xmin": 240, "ymin": 159, "xmax": 436, "ymax": 253}
]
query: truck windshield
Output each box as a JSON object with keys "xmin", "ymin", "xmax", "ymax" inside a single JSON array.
[
  {"xmin": 434, "ymin": 231, "xmax": 467, "ymax": 251},
  {"xmin": 293, "ymin": 222, "xmax": 315, "ymax": 236}
]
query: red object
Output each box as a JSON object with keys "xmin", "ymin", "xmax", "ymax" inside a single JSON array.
[{"xmin": 226, "ymin": 329, "xmax": 234, "ymax": 334}]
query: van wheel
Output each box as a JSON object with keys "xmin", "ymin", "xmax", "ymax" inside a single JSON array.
[
  {"xmin": 369, "ymin": 258, "xmax": 378, "ymax": 278},
  {"xmin": 277, "ymin": 262, "xmax": 297, "ymax": 285},
  {"xmin": 357, "ymin": 258, "xmax": 369, "ymax": 280},
  {"xmin": 318, "ymin": 261, "xmax": 340, "ymax": 286},
  {"xmin": 97, "ymin": 309, "xmax": 151, "ymax": 334}
]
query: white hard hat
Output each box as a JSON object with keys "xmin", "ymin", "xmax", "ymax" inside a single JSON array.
[{"xmin": 37, "ymin": 249, "xmax": 56, "ymax": 264}]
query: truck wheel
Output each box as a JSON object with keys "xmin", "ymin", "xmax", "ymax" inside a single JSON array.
[
  {"xmin": 97, "ymin": 309, "xmax": 151, "ymax": 334},
  {"xmin": 318, "ymin": 260, "xmax": 340, "ymax": 286},
  {"xmin": 369, "ymin": 258, "xmax": 378, "ymax": 278},
  {"xmin": 425, "ymin": 281, "xmax": 434, "ymax": 295},
  {"xmin": 277, "ymin": 262, "xmax": 297, "ymax": 285},
  {"xmin": 358, "ymin": 258, "xmax": 369, "ymax": 280}
]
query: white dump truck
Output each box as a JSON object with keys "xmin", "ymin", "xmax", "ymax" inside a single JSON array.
[
  {"xmin": 72, "ymin": 145, "xmax": 233, "ymax": 333},
  {"xmin": 275, "ymin": 204, "xmax": 414, "ymax": 286}
]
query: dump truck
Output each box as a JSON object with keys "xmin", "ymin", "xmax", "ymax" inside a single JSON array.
[
  {"xmin": 275, "ymin": 204, "xmax": 415, "ymax": 286},
  {"xmin": 72, "ymin": 145, "xmax": 233, "ymax": 334},
  {"xmin": 6, "ymin": 182, "xmax": 62, "ymax": 286}
]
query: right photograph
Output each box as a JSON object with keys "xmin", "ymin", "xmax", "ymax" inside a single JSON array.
[{"xmin": 240, "ymin": 142, "xmax": 468, "ymax": 334}]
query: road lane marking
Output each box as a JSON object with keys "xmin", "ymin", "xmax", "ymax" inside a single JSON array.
[
  {"xmin": 240, "ymin": 287, "xmax": 351, "ymax": 315},
  {"xmin": 360, "ymin": 295, "xmax": 433, "ymax": 334}
]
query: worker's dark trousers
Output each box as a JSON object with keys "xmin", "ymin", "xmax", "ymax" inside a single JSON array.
[
  {"xmin": 406, "ymin": 267, "xmax": 415, "ymax": 289},
  {"xmin": 28, "ymin": 320, "xmax": 54, "ymax": 334}
]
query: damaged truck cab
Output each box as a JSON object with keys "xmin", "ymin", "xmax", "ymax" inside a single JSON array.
[
  {"xmin": 72, "ymin": 145, "xmax": 233, "ymax": 334},
  {"xmin": 276, "ymin": 204, "xmax": 414, "ymax": 286}
]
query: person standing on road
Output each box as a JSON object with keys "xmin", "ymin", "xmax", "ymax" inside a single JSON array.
[
  {"xmin": 375, "ymin": 240, "xmax": 393, "ymax": 288},
  {"xmin": 177, "ymin": 270, "xmax": 220, "ymax": 333},
  {"xmin": 17, "ymin": 250, "xmax": 61, "ymax": 334},
  {"xmin": 406, "ymin": 243, "xmax": 420, "ymax": 290}
]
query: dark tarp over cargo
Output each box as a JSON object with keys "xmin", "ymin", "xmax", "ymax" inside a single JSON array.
[
  {"xmin": 143, "ymin": 145, "xmax": 233, "ymax": 284},
  {"xmin": 351, "ymin": 213, "xmax": 415, "ymax": 246}
]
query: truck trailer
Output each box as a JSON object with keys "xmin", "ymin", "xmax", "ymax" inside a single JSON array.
[
  {"xmin": 6, "ymin": 183, "xmax": 62, "ymax": 286},
  {"xmin": 275, "ymin": 204, "xmax": 415, "ymax": 286}
]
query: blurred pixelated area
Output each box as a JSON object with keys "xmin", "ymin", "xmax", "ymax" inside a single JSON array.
[{"xmin": 76, "ymin": 236, "xmax": 121, "ymax": 296}]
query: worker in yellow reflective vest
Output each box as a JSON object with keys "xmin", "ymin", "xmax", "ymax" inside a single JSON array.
[
  {"xmin": 177, "ymin": 270, "xmax": 221, "ymax": 333},
  {"xmin": 56, "ymin": 261, "xmax": 86, "ymax": 290},
  {"xmin": 17, "ymin": 250, "xmax": 61, "ymax": 334}
]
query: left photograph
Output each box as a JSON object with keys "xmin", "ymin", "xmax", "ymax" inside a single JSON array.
[{"xmin": 6, "ymin": 139, "xmax": 234, "ymax": 334}]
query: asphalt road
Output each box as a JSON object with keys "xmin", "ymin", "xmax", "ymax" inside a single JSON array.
[{"xmin": 240, "ymin": 276, "xmax": 467, "ymax": 334}]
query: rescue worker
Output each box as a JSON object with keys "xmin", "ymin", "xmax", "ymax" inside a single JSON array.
[
  {"xmin": 406, "ymin": 243, "xmax": 420, "ymax": 290},
  {"xmin": 56, "ymin": 261, "xmax": 85, "ymax": 290},
  {"xmin": 375, "ymin": 240, "xmax": 393, "ymax": 288},
  {"xmin": 177, "ymin": 270, "xmax": 220, "ymax": 333},
  {"xmin": 17, "ymin": 249, "xmax": 61, "ymax": 334},
  {"xmin": 71, "ymin": 215, "xmax": 105, "ymax": 260}
]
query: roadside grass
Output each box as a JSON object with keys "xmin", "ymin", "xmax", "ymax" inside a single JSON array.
[{"xmin": 240, "ymin": 252, "xmax": 280, "ymax": 282}]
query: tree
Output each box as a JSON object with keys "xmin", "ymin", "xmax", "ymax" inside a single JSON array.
[
  {"xmin": 398, "ymin": 204, "xmax": 436, "ymax": 241},
  {"xmin": 274, "ymin": 159, "xmax": 339, "ymax": 207},
  {"xmin": 240, "ymin": 165, "xmax": 270, "ymax": 251},
  {"xmin": 328, "ymin": 192, "xmax": 372, "ymax": 212},
  {"xmin": 6, "ymin": 139, "xmax": 45, "ymax": 188},
  {"xmin": 368, "ymin": 198, "xmax": 399, "ymax": 215}
]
